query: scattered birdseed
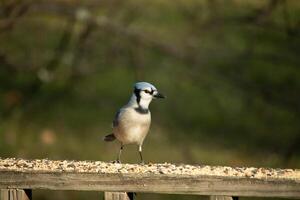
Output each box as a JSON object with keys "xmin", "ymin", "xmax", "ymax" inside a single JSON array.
[{"xmin": 0, "ymin": 158, "xmax": 299, "ymax": 180}]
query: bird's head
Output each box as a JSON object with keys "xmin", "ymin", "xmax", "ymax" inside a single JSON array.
[{"xmin": 132, "ymin": 82, "xmax": 165, "ymax": 109}]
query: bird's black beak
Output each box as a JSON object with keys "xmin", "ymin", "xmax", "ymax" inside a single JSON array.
[{"xmin": 154, "ymin": 92, "xmax": 165, "ymax": 99}]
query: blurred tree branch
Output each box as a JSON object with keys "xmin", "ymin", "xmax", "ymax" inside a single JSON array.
[
  {"xmin": 20, "ymin": 0, "xmax": 298, "ymax": 76},
  {"xmin": 69, "ymin": 18, "xmax": 96, "ymax": 78},
  {"xmin": 246, "ymin": 0, "xmax": 281, "ymax": 24},
  {"xmin": 45, "ymin": 18, "xmax": 75, "ymax": 73},
  {"xmin": 0, "ymin": 0, "xmax": 31, "ymax": 31}
]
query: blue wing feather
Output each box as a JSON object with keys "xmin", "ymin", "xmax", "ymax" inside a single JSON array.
[{"xmin": 113, "ymin": 109, "xmax": 121, "ymax": 127}]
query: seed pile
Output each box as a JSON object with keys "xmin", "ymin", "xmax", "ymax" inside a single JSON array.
[{"xmin": 0, "ymin": 158, "xmax": 299, "ymax": 180}]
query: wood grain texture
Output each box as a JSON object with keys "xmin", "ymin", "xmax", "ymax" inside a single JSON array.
[
  {"xmin": 0, "ymin": 158, "xmax": 299, "ymax": 198},
  {"xmin": 0, "ymin": 171, "xmax": 299, "ymax": 198},
  {"xmin": 1, "ymin": 189, "xmax": 32, "ymax": 200}
]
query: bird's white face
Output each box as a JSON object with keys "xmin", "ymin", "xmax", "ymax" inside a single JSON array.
[
  {"xmin": 139, "ymin": 87, "xmax": 165, "ymax": 100},
  {"xmin": 133, "ymin": 85, "xmax": 164, "ymax": 110},
  {"xmin": 137, "ymin": 87, "xmax": 155, "ymax": 110},
  {"xmin": 140, "ymin": 87, "xmax": 156, "ymax": 100}
]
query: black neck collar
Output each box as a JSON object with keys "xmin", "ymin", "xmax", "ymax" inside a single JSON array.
[{"xmin": 134, "ymin": 106, "xmax": 149, "ymax": 114}]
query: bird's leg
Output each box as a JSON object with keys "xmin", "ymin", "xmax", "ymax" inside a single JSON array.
[
  {"xmin": 138, "ymin": 145, "xmax": 144, "ymax": 164},
  {"xmin": 116, "ymin": 144, "xmax": 124, "ymax": 163}
]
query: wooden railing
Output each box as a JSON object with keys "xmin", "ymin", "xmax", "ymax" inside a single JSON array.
[{"xmin": 0, "ymin": 158, "xmax": 299, "ymax": 200}]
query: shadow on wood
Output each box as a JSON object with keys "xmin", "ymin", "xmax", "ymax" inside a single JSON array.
[
  {"xmin": 104, "ymin": 192, "xmax": 135, "ymax": 200},
  {"xmin": 210, "ymin": 195, "xmax": 239, "ymax": 200}
]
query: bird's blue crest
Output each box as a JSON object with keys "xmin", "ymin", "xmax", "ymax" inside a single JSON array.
[{"xmin": 134, "ymin": 82, "xmax": 157, "ymax": 90}]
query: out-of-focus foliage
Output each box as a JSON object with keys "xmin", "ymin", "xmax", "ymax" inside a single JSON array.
[{"xmin": 0, "ymin": 0, "xmax": 300, "ymax": 199}]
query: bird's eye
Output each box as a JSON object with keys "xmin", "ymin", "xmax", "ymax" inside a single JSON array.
[{"xmin": 144, "ymin": 90, "xmax": 150, "ymax": 94}]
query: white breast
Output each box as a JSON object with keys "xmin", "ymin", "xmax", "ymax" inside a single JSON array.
[{"xmin": 113, "ymin": 107, "xmax": 151, "ymax": 145}]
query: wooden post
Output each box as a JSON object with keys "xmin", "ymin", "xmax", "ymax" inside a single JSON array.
[
  {"xmin": 210, "ymin": 196, "xmax": 238, "ymax": 200},
  {"xmin": 1, "ymin": 189, "xmax": 32, "ymax": 200},
  {"xmin": 104, "ymin": 192, "xmax": 134, "ymax": 200}
]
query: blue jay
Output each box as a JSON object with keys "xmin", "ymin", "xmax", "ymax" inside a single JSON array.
[{"xmin": 104, "ymin": 82, "xmax": 165, "ymax": 163}]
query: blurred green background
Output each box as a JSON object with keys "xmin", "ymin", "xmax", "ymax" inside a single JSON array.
[{"xmin": 1, "ymin": 0, "xmax": 300, "ymax": 199}]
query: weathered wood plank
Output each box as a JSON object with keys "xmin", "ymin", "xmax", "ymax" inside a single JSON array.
[
  {"xmin": 1, "ymin": 189, "xmax": 32, "ymax": 200},
  {"xmin": 0, "ymin": 158, "xmax": 299, "ymax": 198},
  {"xmin": 1, "ymin": 171, "xmax": 299, "ymax": 198}
]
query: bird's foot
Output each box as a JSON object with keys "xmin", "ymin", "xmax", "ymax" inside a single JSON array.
[
  {"xmin": 112, "ymin": 160, "xmax": 121, "ymax": 164},
  {"xmin": 140, "ymin": 161, "xmax": 145, "ymax": 165}
]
